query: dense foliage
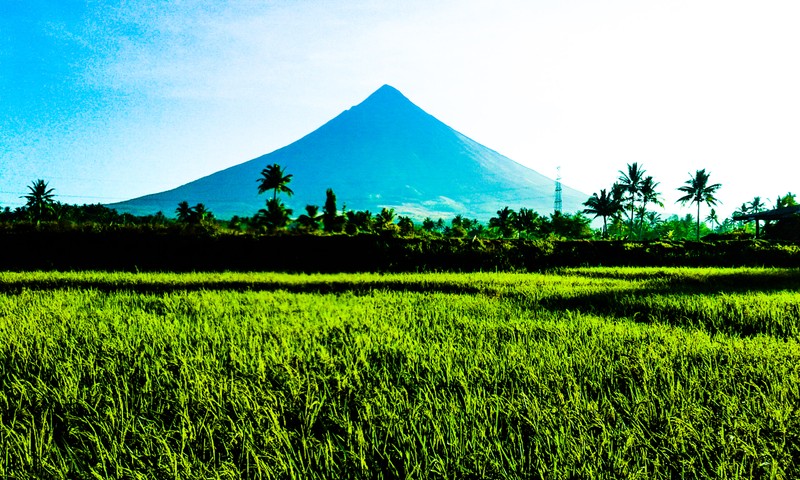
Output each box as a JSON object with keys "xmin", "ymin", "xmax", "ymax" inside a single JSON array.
[
  {"xmin": 1, "ymin": 269, "xmax": 799, "ymax": 478},
  {"xmin": 2, "ymin": 166, "xmax": 797, "ymax": 242},
  {"xmin": 1, "ymin": 230, "xmax": 800, "ymax": 271}
]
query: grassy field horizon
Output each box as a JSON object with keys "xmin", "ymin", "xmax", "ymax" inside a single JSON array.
[{"xmin": 1, "ymin": 268, "xmax": 799, "ymax": 478}]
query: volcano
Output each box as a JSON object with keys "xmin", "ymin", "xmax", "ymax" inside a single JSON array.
[{"xmin": 109, "ymin": 85, "xmax": 587, "ymax": 220}]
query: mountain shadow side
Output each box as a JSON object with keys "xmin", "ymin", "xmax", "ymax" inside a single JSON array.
[{"xmin": 109, "ymin": 85, "xmax": 588, "ymax": 221}]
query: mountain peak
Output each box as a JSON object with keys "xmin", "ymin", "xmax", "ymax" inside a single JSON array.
[
  {"xmin": 370, "ymin": 84, "xmax": 405, "ymax": 99},
  {"xmin": 356, "ymin": 84, "xmax": 416, "ymax": 110},
  {"xmin": 109, "ymin": 85, "xmax": 588, "ymax": 220}
]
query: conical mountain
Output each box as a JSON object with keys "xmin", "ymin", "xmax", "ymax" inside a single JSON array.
[{"xmin": 109, "ymin": 85, "xmax": 587, "ymax": 220}]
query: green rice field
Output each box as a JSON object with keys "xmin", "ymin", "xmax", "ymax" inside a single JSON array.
[{"xmin": 1, "ymin": 268, "xmax": 799, "ymax": 478}]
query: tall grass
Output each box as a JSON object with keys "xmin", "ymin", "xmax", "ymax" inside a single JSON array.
[{"xmin": 0, "ymin": 268, "xmax": 799, "ymax": 478}]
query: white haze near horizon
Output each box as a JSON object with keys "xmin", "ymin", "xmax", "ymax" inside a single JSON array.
[{"xmin": 2, "ymin": 0, "xmax": 799, "ymax": 221}]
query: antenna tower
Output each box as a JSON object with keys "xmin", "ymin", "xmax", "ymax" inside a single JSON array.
[{"xmin": 554, "ymin": 166, "xmax": 562, "ymax": 214}]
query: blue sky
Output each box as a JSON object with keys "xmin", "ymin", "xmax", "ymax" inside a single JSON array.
[{"xmin": 2, "ymin": 0, "xmax": 799, "ymax": 219}]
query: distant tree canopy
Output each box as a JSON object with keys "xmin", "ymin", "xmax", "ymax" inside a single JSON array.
[
  {"xmin": 23, "ymin": 179, "xmax": 56, "ymax": 224},
  {"xmin": 175, "ymin": 201, "xmax": 214, "ymax": 227},
  {"xmin": 9, "ymin": 167, "xmax": 800, "ymax": 243},
  {"xmin": 583, "ymin": 188, "xmax": 623, "ymax": 238},
  {"xmin": 676, "ymin": 169, "xmax": 722, "ymax": 241},
  {"xmin": 257, "ymin": 164, "xmax": 294, "ymax": 201},
  {"xmin": 322, "ymin": 188, "xmax": 345, "ymax": 233},
  {"xmin": 617, "ymin": 163, "xmax": 646, "ymax": 238}
]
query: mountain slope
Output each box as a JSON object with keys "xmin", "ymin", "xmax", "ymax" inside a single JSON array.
[{"xmin": 109, "ymin": 85, "xmax": 587, "ymax": 221}]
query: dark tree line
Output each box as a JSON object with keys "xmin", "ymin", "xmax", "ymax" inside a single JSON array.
[{"xmin": 3, "ymin": 165, "xmax": 798, "ymax": 242}]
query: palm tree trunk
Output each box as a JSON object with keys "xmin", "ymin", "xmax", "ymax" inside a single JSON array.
[
  {"xmin": 638, "ymin": 200, "xmax": 648, "ymax": 239},
  {"xmin": 696, "ymin": 202, "xmax": 701, "ymax": 241},
  {"xmin": 629, "ymin": 198, "xmax": 635, "ymax": 240}
]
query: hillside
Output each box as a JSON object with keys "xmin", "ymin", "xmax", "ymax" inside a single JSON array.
[{"xmin": 109, "ymin": 85, "xmax": 587, "ymax": 220}]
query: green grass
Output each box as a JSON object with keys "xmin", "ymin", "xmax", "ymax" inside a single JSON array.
[{"xmin": 1, "ymin": 268, "xmax": 799, "ymax": 478}]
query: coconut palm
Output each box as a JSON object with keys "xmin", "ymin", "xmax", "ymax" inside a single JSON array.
[
  {"xmin": 705, "ymin": 208, "xmax": 720, "ymax": 232},
  {"xmin": 374, "ymin": 208, "xmax": 399, "ymax": 234},
  {"xmin": 583, "ymin": 188, "xmax": 623, "ymax": 238},
  {"xmin": 750, "ymin": 196, "xmax": 765, "ymax": 214},
  {"xmin": 345, "ymin": 210, "xmax": 373, "ymax": 234},
  {"xmin": 514, "ymin": 208, "xmax": 541, "ymax": 238},
  {"xmin": 397, "ymin": 216, "xmax": 415, "ymax": 236},
  {"xmin": 676, "ymin": 169, "xmax": 722, "ymax": 241},
  {"xmin": 732, "ymin": 202, "xmax": 750, "ymax": 229},
  {"xmin": 296, "ymin": 205, "xmax": 321, "ymax": 232},
  {"xmin": 22, "ymin": 179, "xmax": 56, "ymax": 224},
  {"xmin": 638, "ymin": 176, "xmax": 662, "ymax": 236},
  {"xmin": 617, "ymin": 163, "xmax": 646, "ymax": 238},
  {"xmin": 256, "ymin": 198, "xmax": 293, "ymax": 231},
  {"xmin": 733, "ymin": 203, "xmax": 749, "ymax": 217},
  {"xmin": 748, "ymin": 196, "xmax": 767, "ymax": 238},
  {"xmin": 192, "ymin": 203, "xmax": 212, "ymax": 224},
  {"xmin": 175, "ymin": 201, "xmax": 194, "ymax": 224},
  {"xmin": 460, "ymin": 217, "xmax": 478, "ymax": 232},
  {"xmin": 644, "ymin": 211, "xmax": 662, "ymax": 231},
  {"xmin": 257, "ymin": 164, "xmax": 294, "ymax": 201},
  {"xmin": 489, "ymin": 206, "xmax": 517, "ymax": 238},
  {"xmin": 775, "ymin": 192, "xmax": 797, "ymax": 208},
  {"xmin": 376, "ymin": 207, "xmax": 396, "ymax": 226}
]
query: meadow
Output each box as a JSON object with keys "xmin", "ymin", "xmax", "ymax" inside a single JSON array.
[{"xmin": 0, "ymin": 268, "xmax": 799, "ymax": 479}]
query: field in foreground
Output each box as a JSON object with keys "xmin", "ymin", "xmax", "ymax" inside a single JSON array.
[{"xmin": 1, "ymin": 268, "xmax": 799, "ymax": 479}]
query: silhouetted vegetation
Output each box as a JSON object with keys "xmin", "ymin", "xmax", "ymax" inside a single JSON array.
[
  {"xmin": 583, "ymin": 187, "xmax": 623, "ymax": 238},
  {"xmin": 1, "ymin": 164, "xmax": 797, "ymax": 271},
  {"xmin": 677, "ymin": 169, "xmax": 722, "ymax": 241},
  {"xmin": 0, "ymin": 232, "xmax": 798, "ymax": 272}
]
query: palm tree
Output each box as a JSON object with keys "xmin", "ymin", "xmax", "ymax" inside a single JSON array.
[
  {"xmin": 676, "ymin": 169, "xmax": 722, "ymax": 241},
  {"xmin": 296, "ymin": 205, "xmax": 321, "ymax": 232},
  {"xmin": 705, "ymin": 208, "xmax": 720, "ymax": 232},
  {"xmin": 192, "ymin": 203, "xmax": 212, "ymax": 224},
  {"xmin": 23, "ymin": 179, "xmax": 56, "ymax": 224},
  {"xmin": 733, "ymin": 202, "xmax": 750, "ymax": 229},
  {"xmin": 644, "ymin": 211, "xmax": 663, "ymax": 232},
  {"xmin": 376, "ymin": 207, "xmax": 395, "ymax": 226},
  {"xmin": 583, "ymin": 188, "xmax": 623, "ymax": 238},
  {"xmin": 489, "ymin": 206, "xmax": 517, "ymax": 238},
  {"xmin": 460, "ymin": 217, "xmax": 477, "ymax": 232},
  {"xmin": 175, "ymin": 201, "xmax": 194, "ymax": 224},
  {"xmin": 397, "ymin": 216, "xmax": 415, "ymax": 236},
  {"xmin": 749, "ymin": 196, "xmax": 766, "ymax": 238},
  {"xmin": 256, "ymin": 198, "xmax": 293, "ymax": 231},
  {"xmin": 775, "ymin": 192, "xmax": 798, "ymax": 208},
  {"xmin": 638, "ymin": 176, "xmax": 662, "ymax": 236},
  {"xmin": 733, "ymin": 203, "xmax": 749, "ymax": 217},
  {"xmin": 750, "ymin": 196, "xmax": 765, "ymax": 213},
  {"xmin": 514, "ymin": 208, "xmax": 540, "ymax": 238},
  {"xmin": 617, "ymin": 163, "xmax": 646, "ymax": 238},
  {"xmin": 257, "ymin": 164, "xmax": 294, "ymax": 201},
  {"xmin": 719, "ymin": 218, "xmax": 735, "ymax": 234},
  {"xmin": 375, "ymin": 208, "xmax": 399, "ymax": 234},
  {"xmin": 345, "ymin": 210, "xmax": 373, "ymax": 234}
]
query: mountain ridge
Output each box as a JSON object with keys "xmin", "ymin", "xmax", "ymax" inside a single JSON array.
[{"xmin": 109, "ymin": 85, "xmax": 588, "ymax": 220}]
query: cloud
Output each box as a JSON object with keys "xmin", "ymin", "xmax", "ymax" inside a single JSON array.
[
  {"xmin": 72, "ymin": 1, "xmax": 423, "ymax": 100},
  {"xmin": 4, "ymin": 0, "xmax": 800, "ymax": 216}
]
